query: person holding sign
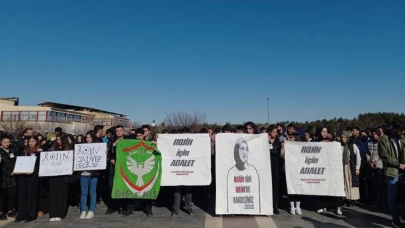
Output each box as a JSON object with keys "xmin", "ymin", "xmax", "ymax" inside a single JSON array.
[
  {"xmin": 15, "ymin": 136, "xmax": 42, "ymax": 223},
  {"xmin": 267, "ymin": 126, "xmax": 281, "ymax": 215},
  {"xmin": 0, "ymin": 135, "xmax": 18, "ymax": 220},
  {"xmin": 78, "ymin": 133, "xmax": 101, "ymax": 220},
  {"xmin": 48, "ymin": 133, "xmax": 72, "ymax": 222}
]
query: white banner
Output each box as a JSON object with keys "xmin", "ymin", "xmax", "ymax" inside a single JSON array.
[
  {"xmin": 39, "ymin": 151, "xmax": 74, "ymax": 176},
  {"xmin": 158, "ymin": 134, "xmax": 211, "ymax": 186},
  {"xmin": 215, "ymin": 133, "xmax": 272, "ymax": 215},
  {"xmin": 13, "ymin": 156, "xmax": 36, "ymax": 173},
  {"xmin": 285, "ymin": 141, "xmax": 345, "ymax": 196},
  {"xmin": 74, "ymin": 143, "xmax": 107, "ymax": 171}
]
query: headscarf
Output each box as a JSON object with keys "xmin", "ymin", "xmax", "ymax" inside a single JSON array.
[{"xmin": 341, "ymin": 131, "xmax": 350, "ymax": 164}]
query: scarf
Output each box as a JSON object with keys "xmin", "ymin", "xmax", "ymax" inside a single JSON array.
[
  {"xmin": 341, "ymin": 131, "xmax": 350, "ymax": 164},
  {"xmin": 25, "ymin": 146, "xmax": 39, "ymax": 156}
]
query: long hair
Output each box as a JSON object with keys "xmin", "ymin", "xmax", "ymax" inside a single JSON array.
[
  {"xmin": 24, "ymin": 135, "xmax": 40, "ymax": 156},
  {"xmin": 234, "ymin": 138, "xmax": 248, "ymax": 171}
]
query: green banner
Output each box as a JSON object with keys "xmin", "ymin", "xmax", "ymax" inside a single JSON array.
[{"xmin": 112, "ymin": 139, "xmax": 162, "ymax": 199}]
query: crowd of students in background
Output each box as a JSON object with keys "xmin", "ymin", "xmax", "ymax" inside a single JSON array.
[{"xmin": 0, "ymin": 118, "xmax": 405, "ymax": 227}]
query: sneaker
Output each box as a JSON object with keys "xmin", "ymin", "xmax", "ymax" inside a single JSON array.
[
  {"xmin": 337, "ymin": 207, "xmax": 343, "ymax": 215},
  {"xmin": 49, "ymin": 218, "xmax": 55, "ymax": 222},
  {"xmin": 85, "ymin": 211, "xmax": 94, "ymax": 219},
  {"xmin": 80, "ymin": 212, "xmax": 86, "ymax": 220},
  {"xmin": 290, "ymin": 208, "xmax": 296, "ymax": 215},
  {"xmin": 186, "ymin": 208, "xmax": 194, "ymax": 215},
  {"xmin": 316, "ymin": 208, "xmax": 325, "ymax": 214},
  {"xmin": 171, "ymin": 212, "xmax": 178, "ymax": 216},
  {"xmin": 392, "ymin": 219, "xmax": 404, "ymax": 228},
  {"xmin": 296, "ymin": 208, "xmax": 302, "ymax": 215},
  {"xmin": 8, "ymin": 210, "xmax": 17, "ymax": 218},
  {"xmin": 54, "ymin": 218, "xmax": 61, "ymax": 221}
]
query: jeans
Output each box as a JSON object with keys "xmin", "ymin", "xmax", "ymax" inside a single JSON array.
[
  {"xmin": 80, "ymin": 176, "xmax": 98, "ymax": 212},
  {"xmin": 173, "ymin": 186, "xmax": 192, "ymax": 213},
  {"xmin": 386, "ymin": 175, "xmax": 405, "ymax": 219}
]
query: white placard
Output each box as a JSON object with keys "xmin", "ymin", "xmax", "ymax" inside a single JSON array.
[
  {"xmin": 158, "ymin": 134, "xmax": 211, "ymax": 186},
  {"xmin": 215, "ymin": 133, "xmax": 273, "ymax": 215},
  {"xmin": 285, "ymin": 141, "xmax": 345, "ymax": 196},
  {"xmin": 39, "ymin": 151, "xmax": 74, "ymax": 176},
  {"xmin": 13, "ymin": 156, "xmax": 37, "ymax": 173},
  {"xmin": 74, "ymin": 143, "xmax": 107, "ymax": 171}
]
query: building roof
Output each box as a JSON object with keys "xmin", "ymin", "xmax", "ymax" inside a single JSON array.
[{"xmin": 38, "ymin": 101, "xmax": 126, "ymax": 117}]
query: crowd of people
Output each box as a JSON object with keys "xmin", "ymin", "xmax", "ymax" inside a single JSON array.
[{"xmin": 0, "ymin": 119, "xmax": 405, "ymax": 227}]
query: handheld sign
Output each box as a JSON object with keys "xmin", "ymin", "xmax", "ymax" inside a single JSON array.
[
  {"xmin": 13, "ymin": 156, "xmax": 36, "ymax": 174},
  {"xmin": 39, "ymin": 151, "xmax": 74, "ymax": 176},
  {"xmin": 74, "ymin": 143, "xmax": 107, "ymax": 171}
]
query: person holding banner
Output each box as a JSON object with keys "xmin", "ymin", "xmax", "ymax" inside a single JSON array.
[
  {"xmin": 314, "ymin": 127, "xmax": 335, "ymax": 214},
  {"xmin": 15, "ymin": 135, "xmax": 42, "ymax": 223},
  {"xmin": 280, "ymin": 123, "xmax": 303, "ymax": 216},
  {"xmin": 0, "ymin": 135, "xmax": 18, "ymax": 220},
  {"xmin": 79, "ymin": 132, "xmax": 101, "ymax": 220},
  {"xmin": 48, "ymin": 133, "xmax": 71, "ymax": 222},
  {"xmin": 267, "ymin": 125, "xmax": 281, "ymax": 215},
  {"xmin": 171, "ymin": 127, "xmax": 194, "ymax": 216}
]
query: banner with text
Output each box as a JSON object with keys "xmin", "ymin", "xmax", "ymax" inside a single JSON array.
[
  {"xmin": 39, "ymin": 151, "xmax": 74, "ymax": 176},
  {"xmin": 215, "ymin": 133, "xmax": 272, "ymax": 215},
  {"xmin": 285, "ymin": 141, "xmax": 345, "ymax": 196},
  {"xmin": 158, "ymin": 134, "xmax": 211, "ymax": 186},
  {"xmin": 74, "ymin": 143, "xmax": 107, "ymax": 171},
  {"xmin": 112, "ymin": 140, "xmax": 162, "ymax": 199}
]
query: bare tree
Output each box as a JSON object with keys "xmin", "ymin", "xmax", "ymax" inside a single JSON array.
[
  {"xmin": 130, "ymin": 121, "xmax": 142, "ymax": 129},
  {"xmin": 164, "ymin": 111, "xmax": 207, "ymax": 131},
  {"xmin": 31, "ymin": 122, "xmax": 61, "ymax": 136},
  {"xmin": 73, "ymin": 124, "xmax": 93, "ymax": 135},
  {"xmin": 0, "ymin": 120, "xmax": 29, "ymax": 139}
]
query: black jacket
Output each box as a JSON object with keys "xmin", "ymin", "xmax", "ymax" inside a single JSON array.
[{"xmin": 0, "ymin": 147, "xmax": 17, "ymax": 189}]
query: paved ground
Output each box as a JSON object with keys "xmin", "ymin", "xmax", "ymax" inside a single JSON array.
[{"xmin": 0, "ymin": 200, "xmax": 394, "ymax": 228}]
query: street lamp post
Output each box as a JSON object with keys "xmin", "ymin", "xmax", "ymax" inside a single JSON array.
[{"xmin": 267, "ymin": 98, "xmax": 270, "ymax": 125}]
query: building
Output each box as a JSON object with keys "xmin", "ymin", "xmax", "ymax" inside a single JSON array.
[{"xmin": 0, "ymin": 97, "xmax": 131, "ymax": 134}]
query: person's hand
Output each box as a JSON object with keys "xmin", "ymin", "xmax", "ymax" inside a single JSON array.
[
  {"xmin": 51, "ymin": 137, "xmax": 56, "ymax": 141},
  {"xmin": 355, "ymin": 169, "xmax": 360, "ymax": 176},
  {"xmin": 281, "ymin": 142, "xmax": 285, "ymax": 148},
  {"xmin": 11, "ymin": 172, "xmax": 15, "ymax": 176},
  {"xmin": 400, "ymin": 164, "xmax": 405, "ymax": 170},
  {"xmin": 111, "ymin": 159, "xmax": 115, "ymax": 165},
  {"xmin": 152, "ymin": 141, "xmax": 157, "ymax": 145}
]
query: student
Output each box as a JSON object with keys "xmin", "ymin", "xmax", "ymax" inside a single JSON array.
[
  {"xmin": 0, "ymin": 135, "xmax": 18, "ymax": 220},
  {"xmin": 79, "ymin": 132, "xmax": 100, "ymax": 220},
  {"xmin": 48, "ymin": 133, "xmax": 71, "ymax": 222},
  {"xmin": 267, "ymin": 125, "xmax": 281, "ymax": 215},
  {"xmin": 171, "ymin": 127, "xmax": 194, "ymax": 216},
  {"xmin": 15, "ymin": 136, "xmax": 42, "ymax": 223}
]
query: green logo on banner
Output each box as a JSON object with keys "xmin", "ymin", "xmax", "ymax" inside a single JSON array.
[{"xmin": 112, "ymin": 140, "xmax": 161, "ymax": 199}]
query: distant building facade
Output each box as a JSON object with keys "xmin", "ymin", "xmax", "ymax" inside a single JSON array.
[{"xmin": 0, "ymin": 97, "xmax": 130, "ymax": 134}]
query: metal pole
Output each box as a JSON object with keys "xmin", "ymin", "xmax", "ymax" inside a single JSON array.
[{"xmin": 267, "ymin": 98, "xmax": 269, "ymax": 125}]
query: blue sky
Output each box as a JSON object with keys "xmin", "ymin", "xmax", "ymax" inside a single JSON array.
[{"xmin": 1, "ymin": 1, "xmax": 404, "ymax": 125}]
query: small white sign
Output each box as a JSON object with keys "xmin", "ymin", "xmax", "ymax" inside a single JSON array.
[
  {"xmin": 13, "ymin": 156, "xmax": 36, "ymax": 173},
  {"xmin": 39, "ymin": 151, "xmax": 74, "ymax": 176}
]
